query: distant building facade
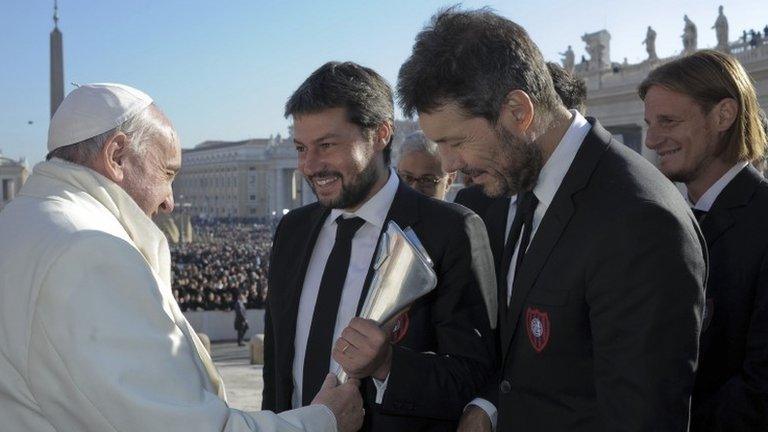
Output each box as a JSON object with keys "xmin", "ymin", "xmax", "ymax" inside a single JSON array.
[
  {"xmin": 0, "ymin": 154, "xmax": 29, "ymax": 210},
  {"xmin": 173, "ymin": 135, "xmax": 310, "ymax": 219}
]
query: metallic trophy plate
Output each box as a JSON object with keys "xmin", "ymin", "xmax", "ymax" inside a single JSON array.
[{"xmin": 336, "ymin": 221, "xmax": 437, "ymax": 382}]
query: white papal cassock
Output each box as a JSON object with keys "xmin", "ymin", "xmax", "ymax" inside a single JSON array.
[{"xmin": 0, "ymin": 159, "xmax": 336, "ymax": 431}]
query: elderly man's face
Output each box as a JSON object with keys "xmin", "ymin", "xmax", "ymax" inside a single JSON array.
[
  {"xmin": 121, "ymin": 120, "xmax": 181, "ymax": 218},
  {"xmin": 397, "ymin": 150, "xmax": 453, "ymax": 199},
  {"xmin": 418, "ymin": 102, "xmax": 542, "ymax": 198}
]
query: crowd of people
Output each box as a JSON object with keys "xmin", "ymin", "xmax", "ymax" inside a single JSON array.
[
  {"xmin": 741, "ymin": 26, "xmax": 768, "ymax": 48},
  {"xmin": 170, "ymin": 220, "xmax": 275, "ymax": 312}
]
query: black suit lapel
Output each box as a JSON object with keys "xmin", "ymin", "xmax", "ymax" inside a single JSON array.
[
  {"xmin": 485, "ymin": 197, "xmax": 511, "ymax": 268},
  {"xmin": 273, "ymin": 204, "xmax": 329, "ymax": 410},
  {"xmin": 700, "ymin": 165, "xmax": 762, "ymax": 249},
  {"xmin": 501, "ymin": 118, "xmax": 611, "ymax": 361},
  {"xmin": 484, "ymin": 197, "xmax": 511, "ymax": 324},
  {"xmin": 355, "ymin": 181, "xmax": 420, "ymax": 313},
  {"xmin": 281, "ymin": 206, "xmax": 329, "ymax": 356},
  {"xmin": 289, "ymin": 206, "xmax": 332, "ymax": 308}
]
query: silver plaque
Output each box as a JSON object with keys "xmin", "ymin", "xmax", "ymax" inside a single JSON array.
[{"xmin": 336, "ymin": 221, "xmax": 437, "ymax": 383}]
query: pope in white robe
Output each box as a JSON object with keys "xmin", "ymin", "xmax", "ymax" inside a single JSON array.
[{"xmin": 0, "ymin": 83, "xmax": 361, "ymax": 432}]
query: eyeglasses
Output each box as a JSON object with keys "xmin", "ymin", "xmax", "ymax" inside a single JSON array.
[{"xmin": 398, "ymin": 172, "xmax": 445, "ymax": 187}]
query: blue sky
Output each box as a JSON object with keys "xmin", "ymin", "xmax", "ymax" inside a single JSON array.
[{"xmin": 1, "ymin": 0, "xmax": 763, "ymax": 164}]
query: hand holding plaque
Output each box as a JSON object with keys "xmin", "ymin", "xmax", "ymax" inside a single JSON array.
[
  {"xmin": 333, "ymin": 221, "xmax": 437, "ymax": 383},
  {"xmin": 333, "ymin": 317, "xmax": 393, "ymax": 380}
]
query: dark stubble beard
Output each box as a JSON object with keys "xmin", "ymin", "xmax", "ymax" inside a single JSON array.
[
  {"xmin": 308, "ymin": 157, "xmax": 380, "ymax": 209},
  {"xmin": 494, "ymin": 126, "xmax": 544, "ymax": 197}
]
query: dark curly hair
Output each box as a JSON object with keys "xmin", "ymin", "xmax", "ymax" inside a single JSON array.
[
  {"xmin": 397, "ymin": 7, "xmax": 561, "ymax": 122},
  {"xmin": 547, "ymin": 62, "xmax": 587, "ymax": 113},
  {"xmin": 285, "ymin": 61, "xmax": 394, "ymax": 164}
]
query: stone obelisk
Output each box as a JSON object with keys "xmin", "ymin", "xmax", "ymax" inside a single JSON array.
[{"xmin": 50, "ymin": 0, "xmax": 64, "ymax": 118}]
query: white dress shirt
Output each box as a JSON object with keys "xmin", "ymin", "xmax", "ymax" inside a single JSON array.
[
  {"xmin": 292, "ymin": 168, "xmax": 400, "ymax": 408},
  {"xmin": 470, "ymin": 110, "xmax": 592, "ymax": 429},
  {"xmin": 689, "ymin": 161, "xmax": 749, "ymax": 211},
  {"xmin": 503, "ymin": 111, "xmax": 591, "ymax": 303}
]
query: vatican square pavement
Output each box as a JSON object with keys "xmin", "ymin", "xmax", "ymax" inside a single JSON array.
[{"xmin": 212, "ymin": 341, "xmax": 263, "ymax": 412}]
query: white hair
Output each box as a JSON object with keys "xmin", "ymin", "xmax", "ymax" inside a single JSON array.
[
  {"xmin": 397, "ymin": 131, "xmax": 439, "ymax": 159},
  {"xmin": 47, "ymin": 104, "xmax": 177, "ymax": 164}
]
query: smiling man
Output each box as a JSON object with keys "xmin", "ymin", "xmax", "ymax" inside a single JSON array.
[
  {"xmin": 262, "ymin": 61, "xmax": 496, "ymax": 431},
  {"xmin": 398, "ymin": 8, "xmax": 707, "ymax": 431},
  {"xmin": 641, "ymin": 50, "xmax": 768, "ymax": 431}
]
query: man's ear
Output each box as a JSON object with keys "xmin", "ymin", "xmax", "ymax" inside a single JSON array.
[
  {"xmin": 98, "ymin": 132, "xmax": 131, "ymax": 182},
  {"xmin": 374, "ymin": 121, "xmax": 394, "ymax": 152},
  {"xmin": 498, "ymin": 90, "xmax": 535, "ymax": 135},
  {"xmin": 712, "ymin": 98, "xmax": 738, "ymax": 133}
]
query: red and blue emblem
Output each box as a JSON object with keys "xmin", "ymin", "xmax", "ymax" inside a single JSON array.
[
  {"xmin": 526, "ymin": 307, "xmax": 550, "ymax": 353},
  {"xmin": 391, "ymin": 312, "xmax": 410, "ymax": 344}
]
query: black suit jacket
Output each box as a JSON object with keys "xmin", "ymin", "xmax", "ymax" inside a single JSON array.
[
  {"xmin": 263, "ymin": 181, "xmax": 495, "ymax": 431},
  {"xmin": 453, "ymin": 185, "xmax": 496, "ymax": 218},
  {"xmin": 483, "ymin": 119, "xmax": 707, "ymax": 431},
  {"xmin": 691, "ymin": 165, "xmax": 768, "ymax": 431}
]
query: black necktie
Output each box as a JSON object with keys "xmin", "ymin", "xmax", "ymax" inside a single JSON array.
[
  {"xmin": 302, "ymin": 215, "xmax": 366, "ymax": 406},
  {"xmin": 692, "ymin": 208, "xmax": 707, "ymax": 223},
  {"xmin": 499, "ymin": 191, "xmax": 539, "ymax": 307}
]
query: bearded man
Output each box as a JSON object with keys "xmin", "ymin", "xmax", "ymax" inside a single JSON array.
[
  {"xmin": 262, "ymin": 61, "xmax": 496, "ymax": 431},
  {"xmin": 398, "ymin": 8, "xmax": 707, "ymax": 431}
]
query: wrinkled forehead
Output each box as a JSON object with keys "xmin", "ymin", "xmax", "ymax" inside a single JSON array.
[
  {"xmin": 144, "ymin": 103, "xmax": 176, "ymax": 134},
  {"xmin": 643, "ymin": 85, "xmax": 705, "ymax": 115},
  {"xmin": 149, "ymin": 132, "xmax": 181, "ymax": 164}
]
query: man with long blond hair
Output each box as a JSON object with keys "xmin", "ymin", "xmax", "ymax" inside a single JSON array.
[{"xmin": 641, "ymin": 49, "xmax": 768, "ymax": 431}]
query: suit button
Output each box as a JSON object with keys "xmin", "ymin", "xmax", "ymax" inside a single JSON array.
[{"xmin": 499, "ymin": 380, "xmax": 511, "ymax": 394}]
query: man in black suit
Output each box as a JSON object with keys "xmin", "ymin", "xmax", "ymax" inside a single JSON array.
[
  {"xmin": 398, "ymin": 8, "xmax": 706, "ymax": 431},
  {"xmin": 641, "ymin": 50, "xmax": 768, "ymax": 430},
  {"xmin": 262, "ymin": 61, "xmax": 496, "ymax": 431}
]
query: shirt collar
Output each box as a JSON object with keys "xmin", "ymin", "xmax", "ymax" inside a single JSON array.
[
  {"xmin": 532, "ymin": 110, "xmax": 591, "ymax": 208},
  {"xmin": 328, "ymin": 167, "xmax": 399, "ymax": 228},
  {"xmin": 690, "ymin": 161, "xmax": 749, "ymax": 211},
  {"xmin": 25, "ymin": 159, "xmax": 171, "ymax": 286}
]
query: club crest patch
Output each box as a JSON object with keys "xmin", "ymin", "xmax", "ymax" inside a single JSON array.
[
  {"xmin": 391, "ymin": 313, "xmax": 410, "ymax": 344},
  {"xmin": 526, "ymin": 307, "xmax": 550, "ymax": 353}
]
